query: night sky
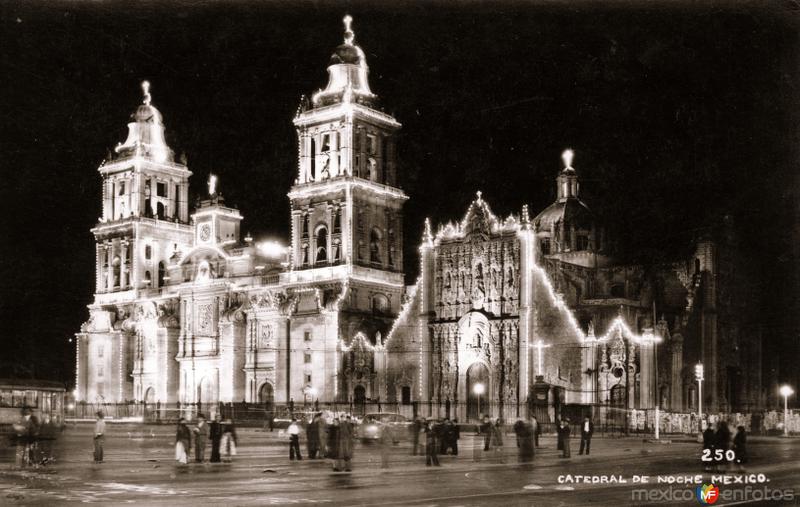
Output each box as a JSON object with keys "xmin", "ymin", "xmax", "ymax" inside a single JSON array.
[{"xmin": 0, "ymin": 1, "xmax": 797, "ymax": 384}]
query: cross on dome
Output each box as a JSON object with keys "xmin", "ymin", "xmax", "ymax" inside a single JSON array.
[
  {"xmin": 343, "ymin": 14, "xmax": 354, "ymax": 45},
  {"xmin": 141, "ymin": 80, "xmax": 151, "ymax": 106}
]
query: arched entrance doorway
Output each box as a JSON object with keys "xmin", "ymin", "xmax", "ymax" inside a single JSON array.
[
  {"xmin": 259, "ymin": 382, "xmax": 274, "ymax": 411},
  {"xmin": 466, "ymin": 362, "xmax": 490, "ymax": 421},
  {"xmin": 353, "ymin": 385, "xmax": 366, "ymax": 415}
]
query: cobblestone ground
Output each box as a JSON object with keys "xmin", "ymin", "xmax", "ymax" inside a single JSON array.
[{"xmin": 1, "ymin": 424, "xmax": 799, "ymax": 506}]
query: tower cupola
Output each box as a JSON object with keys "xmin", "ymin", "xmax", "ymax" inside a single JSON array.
[
  {"xmin": 115, "ymin": 81, "xmax": 173, "ymax": 163},
  {"xmin": 312, "ymin": 15, "xmax": 376, "ymax": 108},
  {"xmin": 556, "ymin": 148, "xmax": 580, "ymax": 201}
]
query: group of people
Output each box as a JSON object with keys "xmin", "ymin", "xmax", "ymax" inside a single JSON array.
[
  {"xmin": 12, "ymin": 408, "xmax": 60, "ymax": 468},
  {"xmin": 286, "ymin": 414, "xmax": 355, "ymax": 471},
  {"xmin": 701, "ymin": 419, "xmax": 747, "ymax": 472},
  {"xmin": 174, "ymin": 413, "xmax": 238, "ymax": 465},
  {"xmin": 408, "ymin": 417, "xmax": 461, "ymax": 466}
]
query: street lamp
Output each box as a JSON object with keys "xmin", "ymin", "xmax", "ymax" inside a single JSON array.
[
  {"xmin": 473, "ymin": 382, "xmax": 485, "ymax": 419},
  {"xmin": 779, "ymin": 385, "xmax": 794, "ymax": 437},
  {"xmin": 695, "ymin": 363, "xmax": 704, "ymax": 432}
]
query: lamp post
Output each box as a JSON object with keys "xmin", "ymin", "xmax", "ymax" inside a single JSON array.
[
  {"xmin": 695, "ymin": 363, "xmax": 704, "ymax": 432},
  {"xmin": 473, "ymin": 382, "xmax": 485, "ymax": 420},
  {"xmin": 779, "ymin": 385, "xmax": 794, "ymax": 437}
]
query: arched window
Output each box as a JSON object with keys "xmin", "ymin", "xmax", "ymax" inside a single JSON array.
[
  {"xmin": 156, "ymin": 202, "xmax": 165, "ymax": 220},
  {"xmin": 144, "ymin": 270, "xmax": 152, "ymax": 286},
  {"xmin": 370, "ymin": 228, "xmax": 382, "ymax": 264},
  {"xmin": 112, "ymin": 255, "xmax": 121, "ymax": 287},
  {"xmin": 333, "ymin": 208, "xmax": 341, "ymax": 233},
  {"xmin": 157, "ymin": 261, "xmax": 166, "ymax": 287},
  {"xmin": 315, "ymin": 226, "xmax": 328, "ymax": 264},
  {"xmin": 610, "ymin": 283, "xmax": 625, "ymax": 298},
  {"xmin": 309, "ymin": 138, "xmax": 316, "ymax": 180}
]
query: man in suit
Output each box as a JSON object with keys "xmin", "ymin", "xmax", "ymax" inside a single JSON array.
[{"xmin": 579, "ymin": 416, "xmax": 594, "ymax": 455}]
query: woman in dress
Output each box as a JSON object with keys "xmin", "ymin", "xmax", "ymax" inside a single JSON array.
[{"xmin": 175, "ymin": 418, "xmax": 191, "ymax": 465}]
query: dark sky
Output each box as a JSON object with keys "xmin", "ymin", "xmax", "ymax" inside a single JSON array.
[{"xmin": 0, "ymin": 1, "xmax": 797, "ymax": 383}]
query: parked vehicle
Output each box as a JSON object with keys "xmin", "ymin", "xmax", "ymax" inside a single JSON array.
[{"xmin": 357, "ymin": 413, "xmax": 411, "ymax": 443}]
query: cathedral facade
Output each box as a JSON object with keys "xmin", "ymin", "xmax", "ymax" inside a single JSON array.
[{"xmin": 75, "ymin": 17, "xmax": 765, "ymax": 419}]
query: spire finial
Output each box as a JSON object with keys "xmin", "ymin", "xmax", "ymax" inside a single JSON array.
[
  {"xmin": 561, "ymin": 148, "xmax": 574, "ymax": 170},
  {"xmin": 422, "ymin": 217, "xmax": 434, "ymax": 245},
  {"xmin": 476, "ymin": 190, "xmax": 483, "ymax": 201},
  {"xmin": 141, "ymin": 80, "xmax": 151, "ymax": 106},
  {"xmin": 208, "ymin": 174, "xmax": 217, "ymax": 196},
  {"xmin": 343, "ymin": 14, "xmax": 354, "ymax": 45},
  {"xmin": 561, "ymin": 148, "xmax": 575, "ymax": 169}
]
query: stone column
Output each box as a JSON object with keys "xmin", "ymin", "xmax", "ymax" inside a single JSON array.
[{"xmin": 106, "ymin": 242, "xmax": 115, "ymax": 292}]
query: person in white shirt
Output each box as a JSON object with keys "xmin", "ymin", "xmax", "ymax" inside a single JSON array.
[
  {"xmin": 288, "ymin": 418, "xmax": 302, "ymax": 460},
  {"xmin": 93, "ymin": 412, "xmax": 106, "ymax": 463}
]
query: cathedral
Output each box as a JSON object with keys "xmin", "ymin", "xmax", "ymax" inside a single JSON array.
[{"xmin": 75, "ymin": 17, "xmax": 765, "ymax": 420}]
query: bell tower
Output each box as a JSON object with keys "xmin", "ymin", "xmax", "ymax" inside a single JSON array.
[
  {"xmin": 288, "ymin": 15, "xmax": 406, "ymax": 276},
  {"xmin": 92, "ymin": 81, "xmax": 193, "ymax": 297}
]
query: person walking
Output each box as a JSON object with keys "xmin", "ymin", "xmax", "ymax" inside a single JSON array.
[
  {"xmin": 307, "ymin": 414, "xmax": 320, "ymax": 459},
  {"xmin": 424, "ymin": 419, "xmax": 440, "ymax": 466},
  {"xmin": 557, "ymin": 419, "xmax": 571, "ymax": 458},
  {"xmin": 209, "ymin": 413, "xmax": 223, "ymax": 463},
  {"xmin": 175, "ymin": 418, "xmax": 191, "ymax": 465},
  {"xmin": 702, "ymin": 421, "xmax": 716, "ymax": 472},
  {"xmin": 732, "ymin": 425, "xmax": 747, "ymax": 472},
  {"xmin": 532, "ymin": 416, "xmax": 541, "ymax": 448},
  {"xmin": 288, "ymin": 418, "xmax": 302, "ymax": 460},
  {"xmin": 193, "ymin": 413, "xmax": 209, "ymax": 463},
  {"xmin": 317, "ymin": 412, "xmax": 328, "ymax": 458},
  {"xmin": 328, "ymin": 418, "xmax": 340, "ymax": 471},
  {"xmin": 440, "ymin": 418, "xmax": 453, "ymax": 455},
  {"xmin": 338, "ymin": 415, "xmax": 354, "ymax": 471},
  {"xmin": 491, "ymin": 418, "xmax": 504, "ymax": 461},
  {"xmin": 451, "ymin": 418, "xmax": 460, "ymax": 456},
  {"xmin": 579, "ymin": 416, "xmax": 594, "ymax": 455},
  {"xmin": 410, "ymin": 417, "xmax": 422, "ymax": 456},
  {"xmin": 93, "ymin": 412, "xmax": 106, "ymax": 464},
  {"xmin": 514, "ymin": 418, "xmax": 534, "ymax": 465},
  {"xmin": 221, "ymin": 418, "xmax": 238, "ymax": 462},
  {"xmin": 715, "ymin": 421, "xmax": 731, "ymax": 472},
  {"xmin": 482, "ymin": 415, "xmax": 492, "ymax": 451}
]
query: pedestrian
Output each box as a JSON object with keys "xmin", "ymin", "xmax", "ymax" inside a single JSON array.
[
  {"xmin": 338, "ymin": 415, "xmax": 354, "ymax": 471},
  {"xmin": 410, "ymin": 417, "xmax": 422, "ymax": 456},
  {"xmin": 175, "ymin": 418, "xmax": 191, "ymax": 465},
  {"xmin": 491, "ymin": 418, "xmax": 504, "ymax": 460},
  {"xmin": 702, "ymin": 420, "xmax": 715, "ymax": 471},
  {"xmin": 715, "ymin": 421, "xmax": 731, "ymax": 472},
  {"xmin": 209, "ymin": 413, "xmax": 223, "ymax": 463},
  {"xmin": 307, "ymin": 414, "xmax": 320, "ymax": 459},
  {"xmin": 317, "ymin": 412, "xmax": 328, "ymax": 458},
  {"xmin": 288, "ymin": 418, "xmax": 302, "ymax": 460},
  {"xmin": 482, "ymin": 415, "xmax": 492, "ymax": 451},
  {"xmin": 424, "ymin": 419, "xmax": 440, "ymax": 466},
  {"xmin": 288, "ymin": 398, "xmax": 295, "ymax": 416},
  {"xmin": 93, "ymin": 411, "xmax": 105, "ymax": 464},
  {"xmin": 514, "ymin": 418, "xmax": 534, "ymax": 465},
  {"xmin": 440, "ymin": 418, "xmax": 453, "ymax": 455},
  {"xmin": 732, "ymin": 425, "xmax": 747, "ymax": 472},
  {"xmin": 39, "ymin": 414, "xmax": 56, "ymax": 465},
  {"xmin": 328, "ymin": 417, "xmax": 340, "ymax": 470},
  {"xmin": 193, "ymin": 413, "xmax": 209, "ymax": 463},
  {"xmin": 557, "ymin": 419, "xmax": 571, "ymax": 458},
  {"xmin": 579, "ymin": 416, "xmax": 594, "ymax": 455},
  {"xmin": 532, "ymin": 416, "xmax": 541, "ymax": 448},
  {"xmin": 452, "ymin": 418, "xmax": 460, "ymax": 456},
  {"xmin": 378, "ymin": 422, "xmax": 391, "ymax": 469},
  {"xmin": 221, "ymin": 418, "xmax": 238, "ymax": 462},
  {"xmin": 267, "ymin": 410, "xmax": 275, "ymax": 432}
]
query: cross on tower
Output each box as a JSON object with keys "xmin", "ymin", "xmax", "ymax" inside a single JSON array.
[
  {"xmin": 533, "ymin": 340, "xmax": 552, "ymax": 377},
  {"xmin": 141, "ymin": 80, "xmax": 151, "ymax": 106},
  {"xmin": 208, "ymin": 174, "xmax": 217, "ymax": 196}
]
